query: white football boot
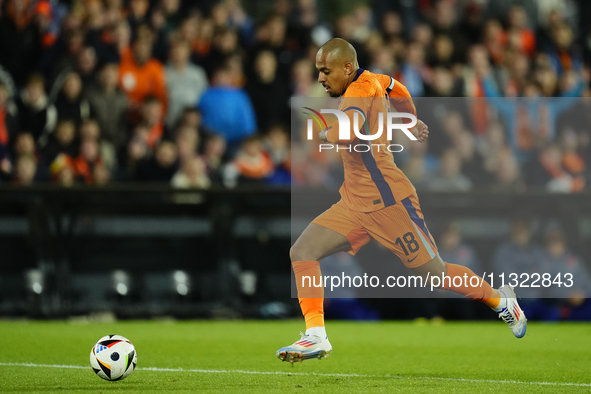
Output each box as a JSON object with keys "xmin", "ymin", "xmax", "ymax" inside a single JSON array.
[
  {"xmin": 276, "ymin": 333, "xmax": 332, "ymax": 363},
  {"xmin": 496, "ymin": 285, "xmax": 527, "ymax": 338}
]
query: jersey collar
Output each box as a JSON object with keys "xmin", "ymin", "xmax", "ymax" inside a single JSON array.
[
  {"xmin": 353, "ymin": 68, "xmax": 364, "ymax": 82},
  {"xmin": 342, "ymin": 68, "xmax": 365, "ymax": 96}
]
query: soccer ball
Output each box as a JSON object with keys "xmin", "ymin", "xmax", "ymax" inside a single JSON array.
[{"xmin": 90, "ymin": 335, "xmax": 137, "ymax": 381}]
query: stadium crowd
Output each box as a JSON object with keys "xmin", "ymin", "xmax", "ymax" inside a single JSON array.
[{"xmin": 0, "ymin": 0, "xmax": 590, "ymax": 191}]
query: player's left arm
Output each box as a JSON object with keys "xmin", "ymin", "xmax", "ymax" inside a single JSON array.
[{"xmin": 411, "ymin": 119, "xmax": 429, "ymax": 143}]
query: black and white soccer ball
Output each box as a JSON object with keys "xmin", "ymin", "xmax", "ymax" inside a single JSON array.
[{"xmin": 90, "ymin": 335, "xmax": 137, "ymax": 381}]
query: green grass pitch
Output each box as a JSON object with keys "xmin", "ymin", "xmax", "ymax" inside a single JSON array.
[{"xmin": 1, "ymin": 319, "xmax": 590, "ymax": 393}]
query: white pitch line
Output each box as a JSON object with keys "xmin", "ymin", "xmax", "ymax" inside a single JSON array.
[{"xmin": 1, "ymin": 362, "xmax": 590, "ymax": 388}]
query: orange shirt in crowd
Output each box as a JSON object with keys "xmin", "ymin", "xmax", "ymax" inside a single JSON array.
[
  {"xmin": 234, "ymin": 150, "xmax": 274, "ymax": 179},
  {"xmin": 118, "ymin": 47, "xmax": 168, "ymax": 114}
]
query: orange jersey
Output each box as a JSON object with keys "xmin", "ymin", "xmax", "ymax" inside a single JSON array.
[
  {"xmin": 374, "ymin": 73, "xmax": 417, "ymax": 120},
  {"xmin": 325, "ymin": 69, "xmax": 416, "ymax": 212}
]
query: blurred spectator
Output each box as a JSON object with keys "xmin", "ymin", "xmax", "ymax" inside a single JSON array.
[
  {"xmin": 263, "ymin": 124, "xmax": 289, "ymax": 167},
  {"xmin": 503, "ymin": 51, "xmax": 530, "ymax": 97},
  {"xmin": 202, "ymin": 134, "xmax": 226, "ymax": 181},
  {"xmin": 177, "ymin": 107, "xmax": 202, "ymax": 129},
  {"xmin": 493, "ymin": 217, "xmax": 545, "ymax": 299},
  {"xmin": 246, "ymin": 50, "xmax": 289, "ymax": 133},
  {"xmin": 0, "ymin": 146, "xmax": 12, "ymax": 181},
  {"xmin": 53, "ymin": 72, "xmax": 90, "ymax": 126},
  {"xmin": 42, "ymin": 29, "xmax": 86, "ymax": 86},
  {"xmin": 73, "ymin": 138, "xmax": 103, "ymax": 184},
  {"xmin": 545, "ymin": 23, "xmax": 582, "ymax": 76},
  {"xmin": 431, "ymin": 0, "xmax": 468, "ymax": 64},
  {"xmin": 402, "ymin": 154, "xmax": 431, "ymax": 191},
  {"xmin": 93, "ymin": 162, "xmax": 112, "ymax": 186},
  {"xmin": 41, "ymin": 119, "xmax": 77, "ymax": 164},
  {"xmin": 79, "ymin": 119, "xmax": 117, "ymax": 171},
  {"xmin": 524, "ymin": 142, "xmax": 584, "ymax": 192},
  {"xmin": 0, "ymin": 0, "xmax": 589, "ymax": 191},
  {"xmin": 49, "ymin": 153, "xmax": 76, "ymax": 187},
  {"xmin": 135, "ymin": 140, "xmax": 178, "ymax": 182},
  {"xmin": 171, "ymin": 155, "xmax": 211, "ymax": 189},
  {"xmin": 291, "ymin": 59, "xmax": 325, "ymax": 97},
  {"xmin": 13, "ymin": 154, "xmax": 36, "ymax": 186},
  {"xmin": 16, "ymin": 74, "xmax": 57, "ymax": 146},
  {"xmin": 399, "ymin": 138, "xmax": 438, "ymax": 190},
  {"xmin": 263, "ymin": 124, "xmax": 291, "ymax": 186},
  {"xmin": 201, "ymin": 27, "xmax": 241, "ymax": 78},
  {"xmin": 380, "ymin": 11, "xmax": 403, "ymax": 44},
  {"xmin": 505, "ymin": 5, "xmax": 536, "ymax": 57},
  {"xmin": 398, "ymin": 42, "xmax": 427, "ymax": 97},
  {"xmin": 127, "ymin": 0, "xmax": 150, "ymax": 40},
  {"xmin": 137, "ymin": 96, "xmax": 165, "ymax": 149},
  {"xmin": 541, "ymin": 227, "xmax": 591, "ymax": 320},
  {"xmin": 483, "ymin": 19, "xmax": 507, "ymax": 65},
  {"xmin": 0, "ymin": 82, "xmax": 18, "ymax": 148},
  {"xmin": 75, "ymin": 46, "xmax": 99, "ymax": 87},
  {"xmin": 165, "ymin": 40, "xmax": 208, "ymax": 128},
  {"xmin": 13, "ymin": 132, "xmax": 37, "ymax": 159},
  {"xmin": 160, "ymin": 0, "xmax": 184, "ymax": 34},
  {"xmin": 223, "ymin": 136, "xmax": 273, "ymax": 188},
  {"xmin": 369, "ymin": 44, "xmax": 396, "ymax": 76},
  {"xmin": 0, "ymin": 0, "xmax": 43, "ymax": 86},
  {"xmin": 482, "ymin": 72, "xmax": 584, "ymax": 160},
  {"xmin": 452, "ymin": 131, "xmax": 491, "ymax": 187},
  {"xmin": 86, "ymin": 62, "xmax": 130, "ymax": 149},
  {"xmin": 253, "ymin": 13, "xmax": 293, "ymax": 73},
  {"xmin": 438, "ymin": 222, "xmax": 481, "ymax": 274},
  {"xmin": 120, "ymin": 125, "xmax": 151, "ymax": 178},
  {"xmin": 430, "ymin": 34, "xmax": 455, "ymax": 69},
  {"xmin": 458, "ymin": 2, "xmax": 484, "ymax": 46},
  {"xmin": 426, "ymin": 149, "xmax": 472, "ymax": 192},
  {"xmin": 175, "ymin": 125, "xmax": 199, "ymax": 164},
  {"xmin": 198, "ymin": 65, "xmax": 256, "ymax": 151},
  {"xmin": 559, "ymin": 127, "xmax": 586, "ymax": 185},
  {"xmin": 119, "ymin": 34, "xmax": 168, "ymax": 114},
  {"xmin": 489, "ymin": 148, "xmax": 525, "ymax": 192},
  {"xmin": 479, "ymin": 122, "xmax": 507, "ymax": 174},
  {"xmin": 177, "ymin": 14, "xmax": 212, "ymax": 62}
]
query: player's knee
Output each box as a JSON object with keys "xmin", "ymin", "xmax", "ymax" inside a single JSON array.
[
  {"xmin": 410, "ymin": 255, "xmax": 447, "ymax": 286},
  {"xmin": 289, "ymin": 244, "xmax": 316, "ymax": 263},
  {"xmin": 289, "ymin": 244, "xmax": 305, "ymax": 262}
]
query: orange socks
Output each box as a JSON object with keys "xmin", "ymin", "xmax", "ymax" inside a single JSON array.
[
  {"xmin": 292, "ymin": 260, "xmax": 324, "ymax": 329},
  {"xmin": 442, "ymin": 262, "xmax": 500, "ymax": 309}
]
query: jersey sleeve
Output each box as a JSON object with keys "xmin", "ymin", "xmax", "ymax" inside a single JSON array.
[
  {"xmin": 389, "ymin": 82, "xmax": 417, "ymax": 121},
  {"xmin": 375, "ymin": 74, "xmax": 417, "ymax": 124}
]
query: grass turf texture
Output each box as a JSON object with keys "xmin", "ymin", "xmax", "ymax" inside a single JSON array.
[{"xmin": 0, "ymin": 320, "xmax": 590, "ymax": 393}]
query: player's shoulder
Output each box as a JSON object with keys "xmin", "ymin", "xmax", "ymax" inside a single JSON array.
[
  {"xmin": 372, "ymin": 72, "xmax": 392, "ymax": 87},
  {"xmin": 344, "ymin": 69, "xmax": 385, "ymax": 98}
]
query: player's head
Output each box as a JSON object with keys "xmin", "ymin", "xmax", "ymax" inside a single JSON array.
[{"xmin": 316, "ymin": 38, "xmax": 359, "ymax": 97}]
